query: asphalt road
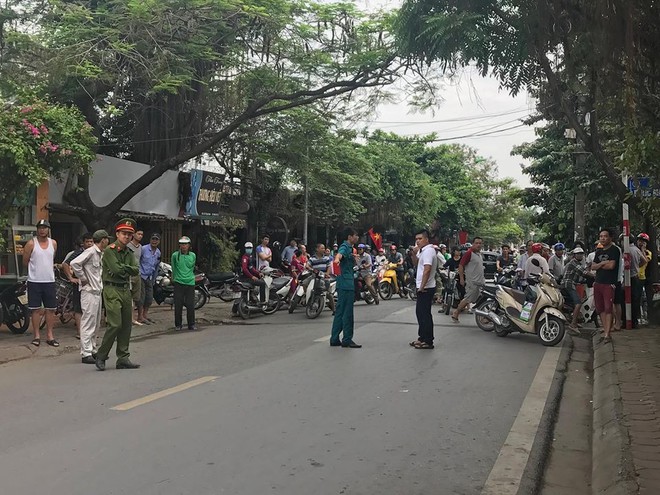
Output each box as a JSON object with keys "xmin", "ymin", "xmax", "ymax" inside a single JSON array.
[{"xmin": 0, "ymin": 298, "xmax": 549, "ymax": 495}]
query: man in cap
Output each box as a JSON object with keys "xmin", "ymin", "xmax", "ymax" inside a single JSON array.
[
  {"xmin": 171, "ymin": 236, "xmax": 197, "ymax": 331},
  {"xmin": 127, "ymin": 228, "xmax": 144, "ymax": 326},
  {"xmin": 561, "ymin": 247, "xmax": 591, "ymax": 333},
  {"xmin": 23, "ymin": 219, "xmax": 59, "ymax": 347},
  {"xmin": 62, "ymin": 232, "xmax": 94, "ymax": 338},
  {"xmin": 96, "ymin": 218, "xmax": 140, "ymax": 371},
  {"xmin": 70, "ymin": 230, "xmax": 109, "ymax": 363},
  {"xmin": 138, "ymin": 233, "xmax": 161, "ymax": 324}
]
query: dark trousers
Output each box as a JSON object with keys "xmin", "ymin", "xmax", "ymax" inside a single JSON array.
[
  {"xmin": 174, "ymin": 283, "xmax": 195, "ymax": 328},
  {"xmin": 631, "ymin": 277, "xmax": 643, "ymax": 326},
  {"xmin": 416, "ymin": 289, "xmax": 434, "ymax": 344}
]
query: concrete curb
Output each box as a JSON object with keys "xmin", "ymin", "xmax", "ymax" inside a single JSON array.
[
  {"xmin": 591, "ymin": 333, "xmax": 638, "ymax": 495},
  {"xmin": 0, "ymin": 317, "xmax": 248, "ymax": 366},
  {"xmin": 519, "ymin": 335, "xmax": 574, "ymax": 495}
]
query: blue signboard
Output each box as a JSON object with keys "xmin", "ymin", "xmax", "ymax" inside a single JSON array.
[{"xmin": 627, "ymin": 177, "xmax": 660, "ymax": 198}]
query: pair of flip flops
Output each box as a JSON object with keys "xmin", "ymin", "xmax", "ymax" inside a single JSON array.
[
  {"xmin": 30, "ymin": 338, "xmax": 59, "ymax": 347},
  {"xmin": 409, "ymin": 340, "xmax": 434, "ymax": 349}
]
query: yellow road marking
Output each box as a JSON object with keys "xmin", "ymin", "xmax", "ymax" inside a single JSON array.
[{"xmin": 111, "ymin": 376, "xmax": 219, "ymax": 411}]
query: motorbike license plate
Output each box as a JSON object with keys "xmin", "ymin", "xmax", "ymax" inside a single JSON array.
[{"xmin": 18, "ymin": 294, "xmax": 28, "ymax": 305}]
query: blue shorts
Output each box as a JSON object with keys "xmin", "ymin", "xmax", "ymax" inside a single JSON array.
[
  {"xmin": 27, "ymin": 282, "xmax": 57, "ymax": 310},
  {"xmin": 565, "ymin": 287, "xmax": 581, "ymax": 305}
]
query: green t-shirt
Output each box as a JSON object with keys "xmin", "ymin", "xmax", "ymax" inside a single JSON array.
[
  {"xmin": 336, "ymin": 241, "xmax": 355, "ymax": 291},
  {"xmin": 171, "ymin": 251, "xmax": 196, "ymax": 285}
]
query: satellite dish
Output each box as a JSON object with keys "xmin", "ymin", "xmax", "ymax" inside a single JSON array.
[{"xmin": 229, "ymin": 198, "xmax": 250, "ymax": 214}]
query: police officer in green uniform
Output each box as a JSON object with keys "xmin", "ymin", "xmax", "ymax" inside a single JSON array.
[
  {"xmin": 96, "ymin": 218, "xmax": 141, "ymax": 371},
  {"xmin": 330, "ymin": 228, "xmax": 362, "ymax": 348}
]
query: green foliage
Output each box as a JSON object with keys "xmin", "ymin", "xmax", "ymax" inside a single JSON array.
[
  {"xmin": 200, "ymin": 219, "xmax": 242, "ymax": 272},
  {"xmin": 0, "ymin": 97, "xmax": 97, "ymax": 208}
]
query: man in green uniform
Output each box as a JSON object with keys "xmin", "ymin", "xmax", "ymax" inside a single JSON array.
[
  {"xmin": 330, "ymin": 228, "xmax": 361, "ymax": 348},
  {"xmin": 96, "ymin": 218, "xmax": 141, "ymax": 371}
]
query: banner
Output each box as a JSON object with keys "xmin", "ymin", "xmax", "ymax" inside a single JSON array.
[
  {"xmin": 368, "ymin": 228, "xmax": 383, "ymax": 251},
  {"xmin": 458, "ymin": 230, "xmax": 469, "ymax": 245},
  {"xmin": 185, "ymin": 170, "xmax": 226, "ymax": 217}
]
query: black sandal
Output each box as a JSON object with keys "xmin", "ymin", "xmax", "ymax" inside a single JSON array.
[
  {"xmin": 409, "ymin": 340, "xmax": 422, "ymax": 347},
  {"xmin": 31, "ymin": 338, "xmax": 40, "ymax": 347},
  {"xmin": 413, "ymin": 342, "xmax": 434, "ymax": 349},
  {"xmin": 46, "ymin": 339, "xmax": 60, "ymax": 347}
]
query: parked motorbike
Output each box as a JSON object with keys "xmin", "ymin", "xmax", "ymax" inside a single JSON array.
[
  {"xmin": 305, "ymin": 270, "xmax": 330, "ymax": 319},
  {"xmin": 436, "ymin": 269, "xmax": 460, "ymax": 315},
  {"xmin": 495, "ymin": 264, "xmax": 520, "ymax": 288},
  {"xmin": 473, "ymin": 285, "xmax": 499, "ymax": 332},
  {"xmin": 234, "ymin": 267, "xmax": 293, "ymax": 319},
  {"xmin": 153, "ymin": 262, "xmax": 209, "ymax": 309},
  {"xmin": 1, "ymin": 278, "xmax": 30, "ymax": 334},
  {"xmin": 288, "ymin": 269, "xmax": 313, "ymax": 314},
  {"xmin": 473, "ymin": 271, "xmax": 567, "ymax": 346},
  {"xmin": 206, "ymin": 272, "xmax": 238, "ymax": 302}
]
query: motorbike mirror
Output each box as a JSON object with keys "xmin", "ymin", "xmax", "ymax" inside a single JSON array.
[{"xmin": 531, "ymin": 258, "xmax": 541, "ymax": 267}]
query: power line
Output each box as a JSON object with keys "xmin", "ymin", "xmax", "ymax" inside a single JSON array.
[{"xmin": 354, "ymin": 106, "xmax": 531, "ymax": 125}]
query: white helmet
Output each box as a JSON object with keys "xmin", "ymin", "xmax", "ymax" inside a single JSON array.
[
  {"xmin": 572, "ymin": 247, "xmax": 585, "ymax": 254},
  {"xmin": 244, "ymin": 242, "xmax": 254, "ymax": 248},
  {"xmin": 178, "ymin": 236, "xmax": 191, "ymax": 244}
]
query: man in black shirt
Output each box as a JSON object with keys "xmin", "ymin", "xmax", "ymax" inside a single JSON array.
[
  {"xmin": 590, "ymin": 228, "xmax": 620, "ymax": 343},
  {"xmin": 496, "ymin": 244, "xmax": 514, "ymax": 272}
]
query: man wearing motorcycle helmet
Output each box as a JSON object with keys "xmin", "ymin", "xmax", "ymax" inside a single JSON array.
[
  {"xmin": 548, "ymin": 243, "xmax": 566, "ymax": 280},
  {"xmin": 357, "ymin": 244, "xmax": 379, "ymax": 304},
  {"xmin": 233, "ymin": 242, "xmax": 267, "ymax": 315},
  {"xmin": 387, "ymin": 244, "xmax": 405, "ymax": 295},
  {"xmin": 562, "ymin": 247, "xmax": 593, "ymax": 333},
  {"xmin": 375, "ymin": 248, "xmax": 387, "ymax": 270},
  {"xmin": 525, "ymin": 242, "xmax": 550, "ymax": 279}
]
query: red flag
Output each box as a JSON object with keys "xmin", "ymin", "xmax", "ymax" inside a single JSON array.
[
  {"xmin": 368, "ymin": 228, "xmax": 383, "ymax": 251},
  {"xmin": 458, "ymin": 230, "xmax": 469, "ymax": 245}
]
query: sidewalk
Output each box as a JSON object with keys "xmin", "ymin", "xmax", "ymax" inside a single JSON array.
[
  {"xmin": 592, "ymin": 326, "xmax": 660, "ymax": 494},
  {"xmin": 0, "ymin": 299, "xmax": 240, "ymax": 365}
]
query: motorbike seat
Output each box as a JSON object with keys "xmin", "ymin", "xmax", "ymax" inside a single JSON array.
[
  {"xmin": 502, "ymin": 286, "xmax": 528, "ymax": 305},
  {"xmin": 208, "ymin": 272, "xmax": 237, "ymax": 283},
  {"xmin": 271, "ymin": 277, "xmax": 291, "ymax": 290},
  {"xmin": 481, "ymin": 285, "xmax": 498, "ymax": 295}
]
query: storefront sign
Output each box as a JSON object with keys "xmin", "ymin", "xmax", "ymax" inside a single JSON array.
[{"xmin": 185, "ymin": 170, "xmax": 226, "ymax": 217}]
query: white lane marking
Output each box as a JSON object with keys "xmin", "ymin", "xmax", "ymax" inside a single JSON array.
[
  {"xmin": 314, "ymin": 335, "xmax": 331, "ymax": 342},
  {"xmin": 111, "ymin": 376, "xmax": 219, "ymax": 411},
  {"xmin": 481, "ymin": 346, "xmax": 562, "ymax": 495}
]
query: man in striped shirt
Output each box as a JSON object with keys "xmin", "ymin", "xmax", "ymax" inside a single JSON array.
[{"xmin": 305, "ymin": 243, "xmax": 335, "ymax": 313}]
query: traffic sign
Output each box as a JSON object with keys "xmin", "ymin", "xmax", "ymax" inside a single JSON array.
[{"xmin": 627, "ymin": 177, "xmax": 660, "ymax": 198}]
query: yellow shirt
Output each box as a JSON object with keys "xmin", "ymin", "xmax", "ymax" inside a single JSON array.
[{"xmin": 638, "ymin": 249, "xmax": 652, "ymax": 280}]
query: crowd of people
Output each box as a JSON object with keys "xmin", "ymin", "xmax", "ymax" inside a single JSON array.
[
  {"xmin": 22, "ymin": 218, "xmax": 202, "ymax": 370},
  {"xmin": 18, "ymin": 218, "xmax": 657, "ymax": 361}
]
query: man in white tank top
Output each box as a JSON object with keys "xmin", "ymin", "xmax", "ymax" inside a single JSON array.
[{"xmin": 22, "ymin": 219, "xmax": 59, "ymax": 347}]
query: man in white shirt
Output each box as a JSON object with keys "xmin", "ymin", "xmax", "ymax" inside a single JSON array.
[
  {"xmin": 256, "ymin": 234, "xmax": 272, "ymax": 270},
  {"xmin": 410, "ymin": 229, "xmax": 437, "ymax": 349},
  {"xmin": 70, "ymin": 230, "xmax": 109, "ymax": 364}
]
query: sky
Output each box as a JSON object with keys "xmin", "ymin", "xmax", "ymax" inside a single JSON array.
[
  {"xmin": 360, "ymin": 73, "xmax": 538, "ymax": 187},
  {"xmin": 356, "ymin": 0, "xmax": 539, "ymax": 187}
]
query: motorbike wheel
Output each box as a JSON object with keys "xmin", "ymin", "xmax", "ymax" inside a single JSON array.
[
  {"xmin": 378, "ymin": 281, "xmax": 393, "ymax": 300},
  {"xmin": 5, "ymin": 299, "xmax": 30, "ymax": 334},
  {"xmin": 288, "ymin": 294, "xmax": 301, "ymax": 313},
  {"xmin": 408, "ymin": 283, "xmax": 417, "ymax": 301},
  {"xmin": 475, "ymin": 300, "xmax": 498, "ymax": 332},
  {"xmin": 365, "ymin": 293, "xmax": 375, "ymax": 304},
  {"xmin": 218, "ymin": 285, "xmax": 236, "ymax": 303},
  {"xmin": 306, "ymin": 295, "xmax": 325, "ymax": 319},
  {"xmin": 194, "ymin": 287, "xmax": 208, "ymax": 310},
  {"xmin": 262, "ymin": 296, "xmax": 281, "ymax": 315},
  {"xmin": 238, "ymin": 297, "xmax": 251, "ymax": 320},
  {"xmin": 444, "ymin": 293, "xmax": 453, "ymax": 315},
  {"xmin": 494, "ymin": 324, "xmax": 509, "ymax": 337},
  {"xmin": 538, "ymin": 315, "xmax": 565, "ymax": 346}
]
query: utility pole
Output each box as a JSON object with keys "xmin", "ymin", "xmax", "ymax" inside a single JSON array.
[{"xmin": 303, "ymin": 145, "xmax": 309, "ymax": 245}]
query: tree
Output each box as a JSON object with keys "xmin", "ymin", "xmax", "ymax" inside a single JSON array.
[
  {"xmin": 1, "ymin": 0, "xmax": 402, "ymax": 229},
  {"xmin": 0, "ymin": 98, "xmax": 96, "ymax": 243},
  {"xmin": 394, "ymin": 0, "xmax": 660, "ymax": 218}
]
